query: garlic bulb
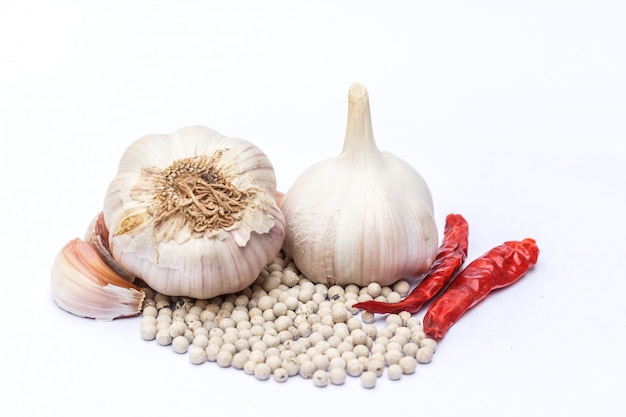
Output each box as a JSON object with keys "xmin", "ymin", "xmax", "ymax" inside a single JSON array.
[
  {"xmin": 281, "ymin": 83, "xmax": 438, "ymax": 286},
  {"xmin": 102, "ymin": 125, "xmax": 285, "ymax": 299},
  {"xmin": 51, "ymin": 238, "xmax": 145, "ymax": 320}
]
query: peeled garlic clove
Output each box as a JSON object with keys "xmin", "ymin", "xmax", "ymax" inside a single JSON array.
[
  {"xmin": 84, "ymin": 211, "xmax": 136, "ymax": 283},
  {"xmin": 103, "ymin": 125, "xmax": 285, "ymax": 299},
  {"xmin": 51, "ymin": 238, "xmax": 145, "ymax": 320},
  {"xmin": 281, "ymin": 83, "xmax": 439, "ymax": 286}
]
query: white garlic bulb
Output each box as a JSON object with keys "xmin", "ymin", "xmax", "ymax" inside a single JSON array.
[
  {"xmin": 102, "ymin": 125, "xmax": 285, "ymax": 299},
  {"xmin": 281, "ymin": 83, "xmax": 438, "ymax": 286}
]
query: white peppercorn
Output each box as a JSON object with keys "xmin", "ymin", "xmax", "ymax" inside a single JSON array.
[
  {"xmin": 220, "ymin": 342, "xmax": 237, "ymax": 355},
  {"xmin": 387, "ymin": 363, "xmax": 402, "ymax": 380},
  {"xmin": 172, "ymin": 336, "xmax": 189, "ymax": 353},
  {"xmin": 168, "ymin": 321, "xmax": 186, "ymax": 338},
  {"xmin": 293, "ymin": 322, "xmax": 311, "ymax": 339},
  {"xmin": 329, "ymin": 367, "xmax": 346, "ymax": 385},
  {"xmin": 386, "ymin": 341, "xmax": 403, "ymax": 353},
  {"xmin": 362, "ymin": 324, "xmax": 377, "ymax": 339},
  {"xmin": 341, "ymin": 350, "xmax": 357, "ymax": 363},
  {"xmin": 205, "ymin": 344, "xmax": 220, "ymax": 361},
  {"xmin": 392, "ymin": 280, "xmax": 411, "ymax": 297},
  {"xmin": 299, "ymin": 360, "xmax": 316, "ymax": 379},
  {"xmin": 353, "ymin": 344, "xmax": 369, "ymax": 358},
  {"xmin": 230, "ymin": 309, "xmax": 248, "ymax": 324},
  {"xmin": 346, "ymin": 358, "xmax": 364, "ymax": 377},
  {"xmin": 156, "ymin": 329, "xmax": 172, "ymax": 346},
  {"xmin": 189, "ymin": 346, "xmax": 207, "ymax": 365},
  {"xmin": 315, "ymin": 340, "xmax": 331, "ymax": 355},
  {"xmin": 420, "ymin": 338, "xmax": 438, "ymax": 352},
  {"xmin": 273, "ymin": 367, "xmax": 290, "ymax": 383},
  {"xmin": 282, "ymin": 270, "xmax": 299, "ymax": 287},
  {"xmin": 329, "ymin": 357, "xmax": 346, "ymax": 370},
  {"xmin": 143, "ymin": 305, "xmax": 158, "ymax": 317},
  {"xmin": 366, "ymin": 282, "xmax": 382, "ymax": 298},
  {"xmin": 183, "ymin": 328, "xmax": 194, "ymax": 343},
  {"xmin": 385, "ymin": 314, "xmax": 404, "ymax": 327},
  {"xmin": 243, "ymin": 359, "xmax": 256, "ymax": 375},
  {"xmin": 411, "ymin": 329, "xmax": 426, "ymax": 344},
  {"xmin": 327, "ymin": 335, "xmax": 342, "ymax": 348},
  {"xmin": 347, "ymin": 317, "xmax": 362, "ymax": 332},
  {"xmin": 336, "ymin": 341, "xmax": 354, "ymax": 355},
  {"xmin": 248, "ymin": 349, "xmax": 265, "ymax": 364},
  {"xmin": 265, "ymin": 355, "xmax": 283, "ymax": 372},
  {"xmin": 193, "ymin": 327, "xmax": 209, "ymax": 338},
  {"xmin": 370, "ymin": 343, "xmax": 386, "ymax": 355},
  {"xmin": 377, "ymin": 327, "xmax": 393, "ymax": 339},
  {"xmin": 399, "ymin": 356, "xmax": 417, "ymax": 374},
  {"xmin": 262, "ymin": 275, "xmax": 281, "ymax": 292},
  {"xmin": 262, "ymin": 309, "xmax": 276, "ymax": 322},
  {"xmin": 380, "ymin": 287, "xmax": 392, "ymax": 298},
  {"xmin": 386, "ymin": 292, "xmax": 402, "ymax": 304},
  {"xmin": 390, "ymin": 334, "xmax": 408, "ymax": 346},
  {"xmin": 345, "ymin": 299, "xmax": 360, "ymax": 314},
  {"xmin": 406, "ymin": 317, "xmax": 422, "ymax": 330},
  {"xmin": 140, "ymin": 324, "xmax": 158, "ymax": 341},
  {"xmin": 361, "ymin": 371, "xmax": 377, "ymax": 388},
  {"xmin": 192, "ymin": 334, "xmax": 209, "ymax": 349},
  {"xmin": 312, "ymin": 354, "xmax": 330, "ymax": 371},
  {"xmin": 384, "ymin": 349, "xmax": 403, "ymax": 365},
  {"xmin": 277, "ymin": 330, "xmax": 294, "ymax": 344},
  {"xmin": 297, "ymin": 287, "xmax": 314, "ymax": 303},
  {"xmin": 281, "ymin": 357, "xmax": 300, "ymax": 377},
  {"xmin": 361, "ymin": 310, "xmax": 375, "ymax": 324},
  {"xmin": 216, "ymin": 350, "xmax": 233, "ymax": 367},
  {"xmin": 308, "ymin": 331, "xmax": 325, "ymax": 346},
  {"xmin": 356, "ymin": 293, "xmax": 373, "ymax": 303},
  {"xmin": 156, "ymin": 321, "xmax": 170, "ymax": 332},
  {"xmin": 313, "ymin": 370, "xmax": 329, "ymax": 387},
  {"xmin": 403, "ymin": 342, "xmax": 419, "ymax": 357},
  {"xmin": 370, "ymin": 352, "xmax": 385, "ymax": 363},
  {"xmin": 199, "ymin": 310, "xmax": 215, "ymax": 323},
  {"xmin": 254, "ymin": 363, "xmax": 272, "ymax": 381},
  {"xmin": 232, "ymin": 351, "xmax": 250, "ymax": 369},
  {"xmin": 416, "ymin": 347, "xmax": 434, "ymax": 364}
]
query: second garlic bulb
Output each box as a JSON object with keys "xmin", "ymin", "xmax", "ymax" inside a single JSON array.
[{"xmin": 281, "ymin": 83, "xmax": 438, "ymax": 287}]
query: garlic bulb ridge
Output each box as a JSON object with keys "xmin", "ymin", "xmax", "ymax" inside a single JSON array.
[{"xmin": 281, "ymin": 83, "xmax": 438, "ymax": 287}]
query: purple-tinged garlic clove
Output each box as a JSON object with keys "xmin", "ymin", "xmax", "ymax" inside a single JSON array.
[
  {"xmin": 84, "ymin": 211, "xmax": 136, "ymax": 283},
  {"xmin": 50, "ymin": 238, "xmax": 145, "ymax": 320}
]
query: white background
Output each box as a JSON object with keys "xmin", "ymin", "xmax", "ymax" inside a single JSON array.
[{"xmin": 1, "ymin": 1, "xmax": 625, "ymax": 416}]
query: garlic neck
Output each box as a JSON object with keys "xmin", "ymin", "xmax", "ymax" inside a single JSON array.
[{"xmin": 341, "ymin": 83, "xmax": 383, "ymax": 166}]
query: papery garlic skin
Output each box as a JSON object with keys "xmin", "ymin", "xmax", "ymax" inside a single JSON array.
[
  {"xmin": 281, "ymin": 83, "xmax": 438, "ymax": 287},
  {"xmin": 51, "ymin": 238, "xmax": 145, "ymax": 320},
  {"xmin": 103, "ymin": 125, "xmax": 285, "ymax": 299}
]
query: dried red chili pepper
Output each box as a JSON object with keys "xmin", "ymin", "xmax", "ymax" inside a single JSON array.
[
  {"xmin": 423, "ymin": 237, "xmax": 539, "ymax": 341},
  {"xmin": 353, "ymin": 213, "xmax": 469, "ymax": 314}
]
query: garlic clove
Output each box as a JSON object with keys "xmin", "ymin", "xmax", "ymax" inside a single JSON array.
[
  {"xmin": 50, "ymin": 238, "xmax": 145, "ymax": 320},
  {"xmin": 83, "ymin": 211, "xmax": 136, "ymax": 283}
]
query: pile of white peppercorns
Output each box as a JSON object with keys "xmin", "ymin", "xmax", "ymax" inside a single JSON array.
[{"xmin": 138, "ymin": 251, "xmax": 437, "ymax": 388}]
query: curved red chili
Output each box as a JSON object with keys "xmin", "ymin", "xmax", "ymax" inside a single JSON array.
[
  {"xmin": 422, "ymin": 238, "xmax": 539, "ymax": 341},
  {"xmin": 353, "ymin": 213, "xmax": 469, "ymax": 314}
]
